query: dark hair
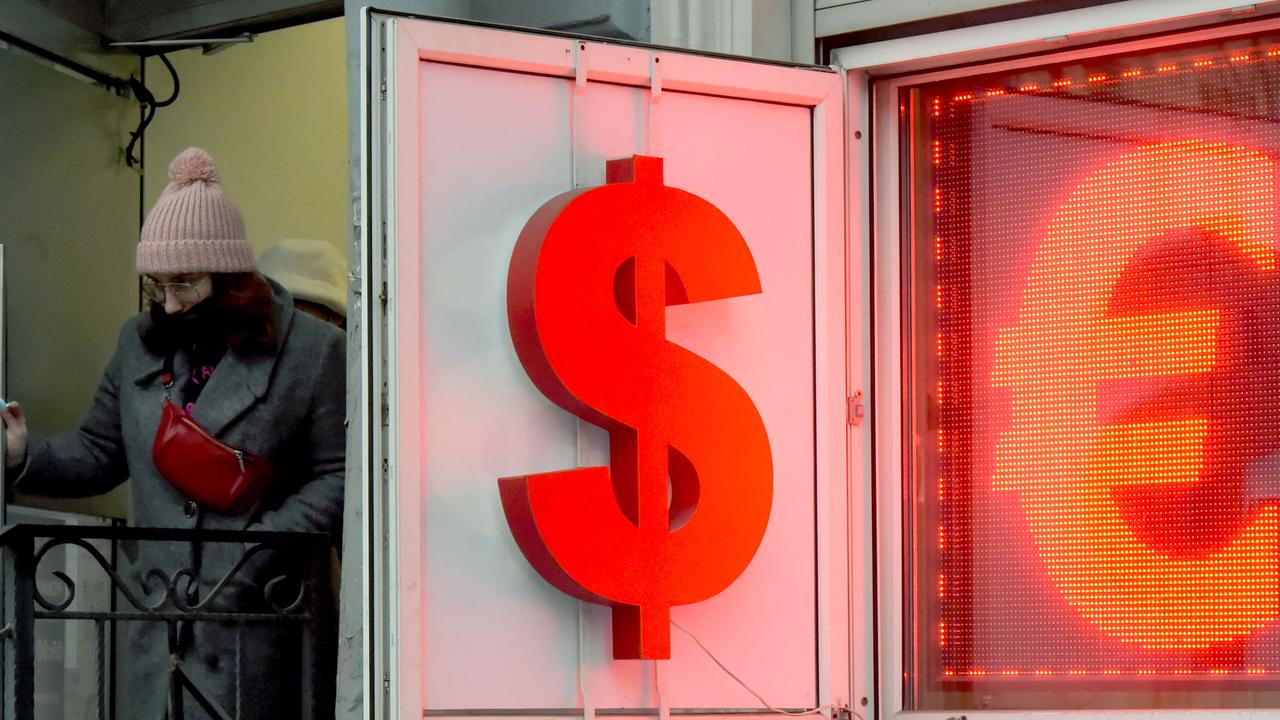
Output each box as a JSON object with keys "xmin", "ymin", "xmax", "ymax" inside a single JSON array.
[{"xmin": 141, "ymin": 272, "xmax": 279, "ymax": 357}]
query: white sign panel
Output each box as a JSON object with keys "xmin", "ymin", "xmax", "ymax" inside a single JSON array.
[{"xmin": 381, "ymin": 18, "xmax": 851, "ymax": 717}]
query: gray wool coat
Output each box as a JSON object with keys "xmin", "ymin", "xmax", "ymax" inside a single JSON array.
[{"xmin": 14, "ymin": 279, "xmax": 345, "ymax": 719}]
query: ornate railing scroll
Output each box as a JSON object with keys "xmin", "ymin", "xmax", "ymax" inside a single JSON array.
[{"xmin": 0, "ymin": 523, "xmax": 332, "ymax": 720}]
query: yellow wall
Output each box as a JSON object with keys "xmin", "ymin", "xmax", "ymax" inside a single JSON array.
[
  {"xmin": 0, "ymin": 48, "xmax": 140, "ymax": 518},
  {"xmin": 145, "ymin": 18, "xmax": 349, "ymax": 258}
]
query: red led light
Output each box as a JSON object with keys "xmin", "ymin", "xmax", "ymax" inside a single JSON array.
[
  {"xmin": 992, "ymin": 140, "xmax": 1278, "ymax": 651},
  {"xmin": 917, "ymin": 33, "xmax": 1280, "ymax": 704},
  {"xmin": 939, "ymin": 668, "xmax": 1280, "ymax": 678}
]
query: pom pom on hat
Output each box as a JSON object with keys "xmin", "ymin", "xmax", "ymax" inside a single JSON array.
[
  {"xmin": 137, "ymin": 147, "xmax": 255, "ymax": 274},
  {"xmin": 167, "ymin": 147, "xmax": 220, "ymax": 187}
]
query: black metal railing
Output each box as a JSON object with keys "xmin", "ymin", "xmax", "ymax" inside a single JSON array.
[{"xmin": 0, "ymin": 524, "xmax": 332, "ymax": 720}]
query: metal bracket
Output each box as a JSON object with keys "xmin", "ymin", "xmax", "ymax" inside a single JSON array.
[
  {"xmin": 650, "ymin": 53, "xmax": 663, "ymax": 102},
  {"xmin": 848, "ymin": 390, "xmax": 865, "ymax": 426},
  {"xmin": 574, "ymin": 41, "xmax": 588, "ymax": 95}
]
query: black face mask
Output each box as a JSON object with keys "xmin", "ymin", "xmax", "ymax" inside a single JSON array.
[{"xmin": 143, "ymin": 299, "xmax": 226, "ymax": 356}]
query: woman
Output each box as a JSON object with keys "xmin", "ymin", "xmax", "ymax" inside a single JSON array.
[{"xmin": 0, "ymin": 147, "xmax": 345, "ymax": 719}]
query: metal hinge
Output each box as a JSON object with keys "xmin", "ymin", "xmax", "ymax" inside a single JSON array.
[{"xmin": 847, "ymin": 391, "xmax": 865, "ymax": 426}]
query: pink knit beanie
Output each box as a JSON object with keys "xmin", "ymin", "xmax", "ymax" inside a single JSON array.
[{"xmin": 136, "ymin": 147, "xmax": 256, "ymax": 274}]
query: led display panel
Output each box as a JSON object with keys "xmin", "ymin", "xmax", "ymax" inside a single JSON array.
[{"xmin": 904, "ymin": 29, "xmax": 1280, "ymax": 710}]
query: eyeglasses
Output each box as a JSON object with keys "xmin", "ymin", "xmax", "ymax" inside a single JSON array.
[{"xmin": 142, "ymin": 275, "xmax": 210, "ymax": 304}]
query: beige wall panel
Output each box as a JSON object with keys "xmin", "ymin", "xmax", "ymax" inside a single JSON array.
[{"xmin": 0, "ymin": 49, "xmax": 139, "ymax": 518}]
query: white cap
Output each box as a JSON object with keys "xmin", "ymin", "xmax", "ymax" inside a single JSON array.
[{"xmin": 258, "ymin": 239, "xmax": 347, "ymax": 315}]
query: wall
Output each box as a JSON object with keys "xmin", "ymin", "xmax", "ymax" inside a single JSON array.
[
  {"xmin": 754, "ymin": 0, "xmax": 795, "ymax": 61},
  {"xmin": 815, "ymin": 0, "xmax": 1040, "ymax": 38},
  {"xmin": 651, "ymin": 0, "xmax": 800, "ymax": 63},
  {"xmin": 145, "ymin": 17, "xmax": 349, "ymax": 259},
  {"xmin": 468, "ymin": 0, "xmax": 650, "ymax": 39},
  {"xmin": 0, "ymin": 45, "xmax": 139, "ymax": 518}
]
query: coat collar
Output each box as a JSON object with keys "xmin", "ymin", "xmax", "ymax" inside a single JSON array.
[{"xmin": 133, "ymin": 277, "xmax": 296, "ymax": 438}]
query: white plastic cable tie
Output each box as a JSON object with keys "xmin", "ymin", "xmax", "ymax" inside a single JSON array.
[
  {"xmin": 578, "ymin": 601, "xmax": 595, "ymax": 720},
  {"xmin": 654, "ymin": 659, "xmax": 670, "ymax": 720}
]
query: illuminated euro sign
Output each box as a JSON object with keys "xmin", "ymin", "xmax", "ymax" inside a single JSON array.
[{"xmin": 994, "ymin": 140, "xmax": 1280, "ymax": 650}]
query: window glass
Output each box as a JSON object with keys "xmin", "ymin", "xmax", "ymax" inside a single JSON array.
[{"xmin": 905, "ymin": 28, "xmax": 1280, "ymax": 711}]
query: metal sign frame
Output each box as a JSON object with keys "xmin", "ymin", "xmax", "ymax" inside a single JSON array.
[
  {"xmin": 835, "ymin": 3, "xmax": 1280, "ymax": 719},
  {"xmin": 363, "ymin": 13, "xmax": 854, "ymax": 720}
]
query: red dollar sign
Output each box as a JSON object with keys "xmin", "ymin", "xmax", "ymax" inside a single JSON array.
[{"xmin": 500, "ymin": 155, "xmax": 773, "ymax": 660}]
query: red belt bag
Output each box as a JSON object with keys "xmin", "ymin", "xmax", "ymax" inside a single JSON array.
[{"xmin": 151, "ymin": 365, "xmax": 274, "ymax": 515}]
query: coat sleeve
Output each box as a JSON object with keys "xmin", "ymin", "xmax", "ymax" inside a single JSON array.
[
  {"xmin": 12, "ymin": 326, "xmax": 130, "ymax": 498},
  {"xmin": 250, "ymin": 329, "xmax": 346, "ymax": 536}
]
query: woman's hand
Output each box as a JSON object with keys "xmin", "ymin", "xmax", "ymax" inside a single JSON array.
[{"xmin": 0, "ymin": 401, "xmax": 28, "ymax": 470}]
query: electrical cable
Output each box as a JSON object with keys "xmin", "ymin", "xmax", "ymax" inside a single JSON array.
[
  {"xmin": 0, "ymin": 30, "xmax": 130, "ymax": 94},
  {"xmin": 124, "ymin": 54, "xmax": 180, "ymax": 170},
  {"xmin": 670, "ymin": 620, "xmax": 865, "ymax": 720}
]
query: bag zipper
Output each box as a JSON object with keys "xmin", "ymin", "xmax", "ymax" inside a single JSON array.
[{"xmin": 233, "ymin": 449, "xmax": 245, "ymax": 472}]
